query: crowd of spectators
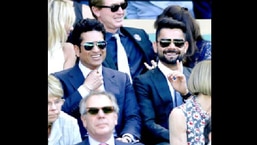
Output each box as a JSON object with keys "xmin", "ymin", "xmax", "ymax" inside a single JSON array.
[{"xmin": 48, "ymin": 0, "xmax": 211, "ymax": 145}]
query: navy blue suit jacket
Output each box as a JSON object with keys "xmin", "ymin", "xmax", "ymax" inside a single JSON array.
[
  {"xmin": 103, "ymin": 26, "xmax": 157, "ymax": 79},
  {"xmin": 133, "ymin": 66, "xmax": 192, "ymax": 144},
  {"xmin": 53, "ymin": 63, "xmax": 142, "ymax": 140}
]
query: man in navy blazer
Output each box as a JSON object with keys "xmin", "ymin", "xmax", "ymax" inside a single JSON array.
[
  {"xmin": 133, "ymin": 18, "xmax": 192, "ymax": 145},
  {"xmin": 89, "ymin": 0, "xmax": 157, "ymax": 81},
  {"xmin": 52, "ymin": 18, "xmax": 141, "ymax": 143}
]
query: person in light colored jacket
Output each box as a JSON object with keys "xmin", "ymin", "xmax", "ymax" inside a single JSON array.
[{"xmin": 48, "ymin": 74, "xmax": 82, "ymax": 145}]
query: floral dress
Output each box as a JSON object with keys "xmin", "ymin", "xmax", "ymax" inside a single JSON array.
[{"xmin": 177, "ymin": 96, "xmax": 211, "ymax": 145}]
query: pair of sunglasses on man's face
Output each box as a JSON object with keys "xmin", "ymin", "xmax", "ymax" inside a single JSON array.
[
  {"xmin": 86, "ymin": 106, "xmax": 115, "ymax": 115},
  {"xmin": 96, "ymin": 2, "xmax": 128, "ymax": 12},
  {"xmin": 81, "ymin": 41, "xmax": 107, "ymax": 51},
  {"xmin": 158, "ymin": 38, "xmax": 185, "ymax": 48}
]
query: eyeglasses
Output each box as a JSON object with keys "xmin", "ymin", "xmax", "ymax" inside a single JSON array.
[
  {"xmin": 81, "ymin": 41, "xmax": 107, "ymax": 51},
  {"xmin": 86, "ymin": 106, "xmax": 115, "ymax": 115},
  {"xmin": 158, "ymin": 38, "xmax": 185, "ymax": 48},
  {"xmin": 96, "ymin": 2, "xmax": 128, "ymax": 12}
]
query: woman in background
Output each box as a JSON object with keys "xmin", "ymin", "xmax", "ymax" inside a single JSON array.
[
  {"xmin": 48, "ymin": 74, "xmax": 82, "ymax": 145},
  {"xmin": 48, "ymin": 0, "xmax": 76, "ymax": 74}
]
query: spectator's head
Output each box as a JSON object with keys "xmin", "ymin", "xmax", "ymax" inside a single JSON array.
[
  {"xmin": 154, "ymin": 17, "xmax": 189, "ymax": 65},
  {"xmin": 154, "ymin": 5, "xmax": 201, "ymax": 63},
  {"xmin": 48, "ymin": 74, "xmax": 64, "ymax": 125},
  {"xmin": 88, "ymin": 0, "xmax": 128, "ymax": 33},
  {"xmin": 79, "ymin": 91, "xmax": 119, "ymax": 141},
  {"xmin": 69, "ymin": 18, "xmax": 107, "ymax": 70},
  {"xmin": 48, "ymin": 0, "xmax": 75, "ymax": 49},
  {"xmin": 188, "ymin": 59, "xmax": 211, "ymax": 96},
  {"xmin": 154, "ymin": 5, "xmax": 201, "ymax": 41}
]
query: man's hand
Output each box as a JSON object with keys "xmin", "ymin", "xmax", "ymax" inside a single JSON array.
[{"xmin": 144, "ymin": 60, "xmax": 157, "ymax": 70}]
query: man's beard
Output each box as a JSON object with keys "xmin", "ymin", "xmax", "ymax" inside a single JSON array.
[{"xmin": 158, "ymin": 50, "xmax": 184, "ymax": 65}]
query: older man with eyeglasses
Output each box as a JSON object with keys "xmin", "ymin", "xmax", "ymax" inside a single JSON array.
[{"xmin": 76, "ymin": 91, "xmax": 133, "ymax": 145}]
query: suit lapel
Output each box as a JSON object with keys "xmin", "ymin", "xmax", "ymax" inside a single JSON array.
[
  {"xmin": 121, "ymin": 27, "xmax": 151, "ymax": 62},
  {"xmin": 102, "ymin": 67, "xmax": 118, "ymax": 91},
  {"xmin": 151, "ymin": 68, "xmax": 173, "ymax": 103},
  {"xmin": 68, "ymin": 64, "xmax": 85, "ymax": 88}
]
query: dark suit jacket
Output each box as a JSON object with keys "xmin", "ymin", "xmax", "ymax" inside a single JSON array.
[
  {"xmin": 75, "ymin": 136, "xmax": 132, "ymax": 145},
  {"xmin": 103, "ymin": 26, "xmax": 157, "ymax": 79},
  {"xmin": 53, "ymin": 63, "xmax": 142, "ymax": 140},
  {"xmin": 133, "ymin": 66, "xmax": 192, "ymax": 145}
]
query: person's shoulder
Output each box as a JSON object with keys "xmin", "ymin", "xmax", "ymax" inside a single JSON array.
[
  {"xmin": 103, "ymin": 66, "xmax": 125, "ymax": 75},
  {"xmin": 75, "ymin": 139, "xmax": 87, "ymax": 145},
  {"xmin": 133, "ymin": 68, "xmax": 157, "ymax": 83},
  {"xmin": 63, "ymin": 42, "xmax": 76, "ymax": 57},
  {"xmin": 138, "ymin": 68, "xmax": 156, "ymax": 78},
  {"xmin": 52, "ymin": 66, "xmax": 73, "ymax": 77},
  {"xmin": 115, "ymin": 139, "xmax": 133, "ymax": 145},
  {"xmin": 59, "ymin": 111, "xmax": 77, "ymax": 123},
  {"xmin": 121, "ymin": 26, "xmax": 147, "ymax": 33},
  {"xmin": 62, "ymin": 43, "xmax": 75, "ymax": 57},
  {"xmin": 183, "ymin": 65, "xmax": 192, "ymax": 76},
  {"xmin": 120, "ymin": 26, "xmax": 151, "ymax": 42},
  {"xmin": 169, "ymin": 106, "xmax": 184, "ymax": 119},
  {"xmin": 102, "ymin": 67, "xmax": 131, "ymax": 83}
]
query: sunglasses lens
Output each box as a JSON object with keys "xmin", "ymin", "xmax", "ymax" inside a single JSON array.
[
  {"xmin": 83, "ymin": 41, "xmax": 107, "ymax": 50},
  {"xmin": 111, "ymin": 5, "xmax": 120, "ymax": 12},
  {"xmin": 173, "ymin": 39, "xmax": 185, "ymax": 48},
  {"xmin": 110, "ymin": 2, "xmax": 127, "ymax": 12},
  {"xmin": 102, "ymin": 107, "xmax": 114, "ymax": 114},
  {"xmin": 97, "ymin": 41, "xmax": 107, "ymax": 49},
  {"xmin": 87, "ymin": 106, "xmax": 114, "ymax": 115},
  {"xmin": 159, "ymin": 39, "xmax": 185, "ymax": 48},
  {"xmin": 87, "ymin": 108, "xmax": 99, "ymax": 115},
  {"xmin": 120, "ymin": 2, "xmax": 127, "ymax": 9},
  {"xmin": 160, "ymin": 40, "xmax": 171, "ymax": 47},
  {"xmin": 83, "ymin": 42, "xmax": 94, "ymax": 50}
]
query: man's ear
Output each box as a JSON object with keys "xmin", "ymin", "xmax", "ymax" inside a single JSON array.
[
  {"xmin": 182, "ymin": 41, "xmax": 189, "ymax": 54},
  {"xmin": 91, "ymin": 6, "xmax": 100, "ymax": 18},
  {"xmin": 152, "ymin": 41, "xmax": 157, "ymax": 53},
  {"xmin": 81, "ymin": 115, "xmax": 87, "ymax": 128}
]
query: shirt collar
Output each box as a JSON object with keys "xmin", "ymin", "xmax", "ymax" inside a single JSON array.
[
  {"xmin": 106, "ymin": 29, "xmax": 125, "ymax": 40},
  {"xmin": 88, "ymin": 134, "xmax": 115, "ymax": 145},
  {"xmin": 78, "ymin": 61, "xmax": 103, "ymax": 78},
  {"xmin": 157, "ymin": 61, "xmax": 183, "ymax": 77},
  {"xmin": 158, "ymin": 61, "xmax": 173, "ymax": 77}
]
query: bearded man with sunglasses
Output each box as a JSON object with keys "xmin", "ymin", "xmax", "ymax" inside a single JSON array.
[
  {"xmin": 133, "ymin": 17, "xmax": 192, "ymax": 145},
  {"xmin": 88, "ymin": 0, "xmax": 157, "ymax": 82},
  {"xmin": 52, "ymin": 18, "xmax": 143, "ymax": 144}
]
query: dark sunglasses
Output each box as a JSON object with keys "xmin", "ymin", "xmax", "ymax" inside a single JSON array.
[
  {"xmin": 96, "ymin": 2, "xmax": 128, "ymax": 12},
  {"xmin": 86, "ymin": 106, "xmax": 115, "ymax": 115},
  {"xmin": 158, "ymin": 38, "xmax": 185, "ymax": 48},
  {"xmin": 81, "ymin": 41, "xmax": 107, "ymax": 51}
]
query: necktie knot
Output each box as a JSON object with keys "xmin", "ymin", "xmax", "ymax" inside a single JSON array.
[{"xmin": 113, "ymin": 33, "xmax": 119, "ymax": 39}]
